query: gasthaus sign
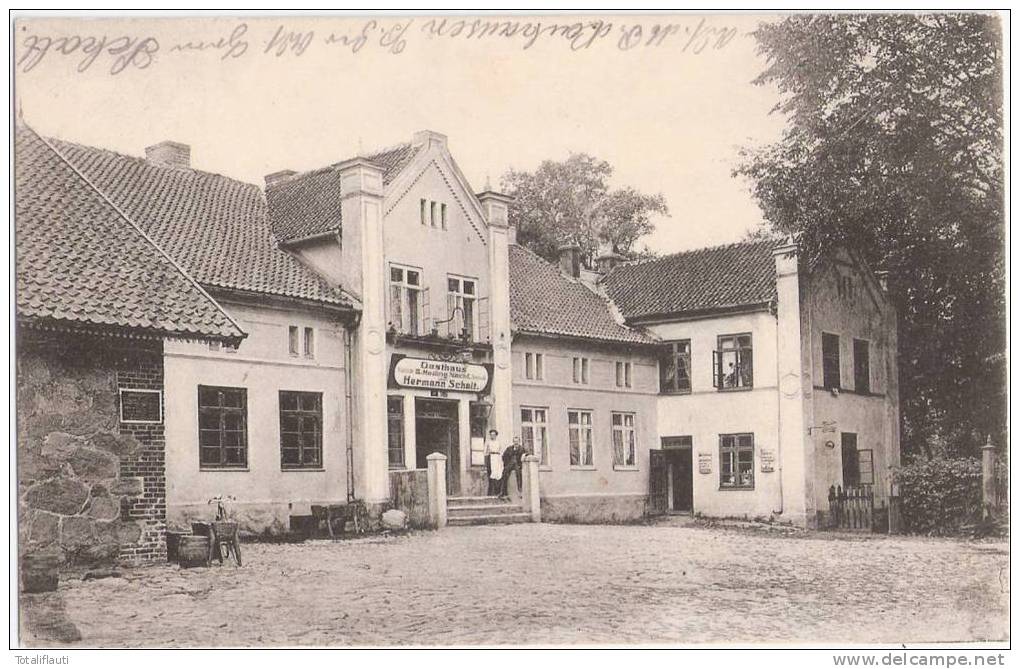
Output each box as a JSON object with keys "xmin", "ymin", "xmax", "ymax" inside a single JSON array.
[{"xmin": 389, "ymin": 355, "xmax": 493, "ymax": 393}]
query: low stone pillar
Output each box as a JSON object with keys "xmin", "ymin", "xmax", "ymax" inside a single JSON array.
[
  {"xmin": 981, "ymin": 436, "xmax": 996, "ymax": 520},
  {"xmin": 426, "ymin": 452, "xmax": 448, "ymax": 529},
  {"xmin": 521, "ymin": 454, "xmax": 541, "ymax": 523},
  {"xmin": 888, "ymin": 480, "xmax": 902, "ymax": 534}
]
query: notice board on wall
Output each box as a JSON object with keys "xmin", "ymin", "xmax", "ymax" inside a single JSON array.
[
  {"xmin": 698, "ymin": 452, "xmax": 712, "ymax": 474},
  {"xmin": 119, "ymin": 389, "xmax": 162, "ymax": 423}
]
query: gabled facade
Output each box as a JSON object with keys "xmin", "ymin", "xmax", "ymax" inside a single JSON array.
[{"xmin": 266, "ymin": 130, "xmax": 514, "ymax": 511}]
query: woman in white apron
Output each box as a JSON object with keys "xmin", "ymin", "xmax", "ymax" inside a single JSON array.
[{"xmin": 484, "ymin": 429, "xmax": 503, "ymax": 496}]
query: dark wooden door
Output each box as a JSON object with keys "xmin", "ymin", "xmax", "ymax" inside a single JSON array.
[
  {"xmin": 671, "ymin": 449, "xmax": 693, "ymax": 512},
  {"xmin": 415, "ymin": 399, "xmax": 461, "ymax": 495},
  {"xmin": 648, "ymin": 450, "xmax": 668, "ymax": 516}
]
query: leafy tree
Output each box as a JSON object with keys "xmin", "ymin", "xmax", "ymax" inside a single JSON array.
[
  {"xmin": 501, "ymin": 153, "xmax": 668, "ymax": 268},
  {"xmin": 735, "ymin": 14, "xmax": 1004, "ymax": 459}
]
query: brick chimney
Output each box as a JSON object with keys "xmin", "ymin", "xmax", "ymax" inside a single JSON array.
[
  {"xmin": 596, "ymin": 251, "xmax": 625, "ymax": 274},
  {"xmin": 145, "ymin": 141, "xmax": 190, "ymax": 169},
  {"xmin": 558, "ymin": 244, "xmax": 581, "ymax": 279},
  {"xmin": 265, "ymin": 170, "xmax": 297, "ymax": 187}
]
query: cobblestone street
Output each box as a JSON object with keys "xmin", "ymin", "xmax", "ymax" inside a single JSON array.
[{"xmin": 21, "ymin": 521, "xmax": 1009, "ymax": 647}]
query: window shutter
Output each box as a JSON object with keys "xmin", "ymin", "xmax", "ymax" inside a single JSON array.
[
  {"xmin": 389, "ymin": 285, "xmax": 402, "ymax": 331},
  {"xmin": 447, "ymin": 292, "xmax": 458, "ymax": 335},
  {"xmin": 420, "ymin": 286, "xmax": 430, "ymax": 335},
  {"xmin": 715, "ymin": 350, "xmax": 720, "ymax": 388}
]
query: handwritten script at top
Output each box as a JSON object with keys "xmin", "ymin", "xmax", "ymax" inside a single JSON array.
[{"xmin": 17, "ymin": 18, "xmax": 739, "ymax": 76}]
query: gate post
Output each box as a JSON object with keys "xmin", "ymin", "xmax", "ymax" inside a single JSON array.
[
  {"xmin": 982, "ymin": 436, "xmax": 996, "ymax": 520},
  {"xmin": 888, "ymin": 480, "xmax": 902, "ymax": 534},
  {"xmin": 522, "ymin": 454, "xmax": 541, "ymax": 523},
  {"xmin": 426, "ymin": 452, "xmax": 448, "ymax": 529}
]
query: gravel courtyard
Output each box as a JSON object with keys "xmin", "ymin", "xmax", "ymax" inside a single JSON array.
[{"xmin": 21, "ymin": 520, "xmax": 1009, "ymax": 647}]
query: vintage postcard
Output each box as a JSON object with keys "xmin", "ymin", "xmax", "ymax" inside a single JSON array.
[{"xmin": 11, "ymin": 10, "xmax": 1009, "ymax": 653}]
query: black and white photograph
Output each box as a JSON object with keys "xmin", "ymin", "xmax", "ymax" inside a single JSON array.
[{"xmin": 9, "ymin": 9, "xmax": 1010, "ymax": 655}]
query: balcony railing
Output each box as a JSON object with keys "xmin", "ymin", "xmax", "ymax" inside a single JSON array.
[{"xmin": 387, "ymin": 287, "xmax": 490, "ymax": 344}]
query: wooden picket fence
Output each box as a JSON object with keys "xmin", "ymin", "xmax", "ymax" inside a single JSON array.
[
  {"xmin": 828, "ymin": 484, "xmax": 875, "ymax": 531},
  {"xmin": 994, "ymin": 461, "xmax": 1009, "ymax": 513}
]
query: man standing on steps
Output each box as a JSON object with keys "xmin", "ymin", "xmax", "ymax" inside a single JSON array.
[
  {"xmin": 484, "ymin": 429, "xmax": 503, "ymax": 496},
  {"xmin": 499, "ymin": 436, "xmax": 526, "ymax": 500}
]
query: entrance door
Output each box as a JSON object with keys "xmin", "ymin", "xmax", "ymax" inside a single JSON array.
[
  {"xmin": 662, "ymin": 437, "xmax": 693, "ymax": 513},
  {"xmin": 415, "ymin": 398, "xmax": 460, "ymax": 495},
  {"xmin": 668, "ymin": 450, "xmax": 693, "ymax": 512}
]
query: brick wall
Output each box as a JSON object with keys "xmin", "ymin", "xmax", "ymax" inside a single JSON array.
[
  {"xmin": 17, "ymin": 327, "xmax": 168, "ymax": 567},
  {"xmin": 115, "ymin": 345, "xmax": 167, "ymax": 563}
]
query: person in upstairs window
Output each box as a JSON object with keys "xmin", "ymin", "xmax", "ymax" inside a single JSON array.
[
  {"xmin": 484, "ymin": 429, "xmax": 503, "ymax": 496},
  {"xmin": 725, "ymin": 361, "xmax": 738, "ymax": 388},
  {"xmin": 499, "ymin": 436, "xmax": 526, "ymax": 500}
]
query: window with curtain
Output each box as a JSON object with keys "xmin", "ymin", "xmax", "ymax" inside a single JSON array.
[
  {"xmin": 521, "ymin": 407, "xmax": 549, "ymax": 467},
  {"xmin": 568, "ymin": 410, "xmax": 594, "ymax": 467},
  {"xmin": 719, "ymin": 433, "xmax": 754, "ymax": 489},
  {"xmin": 612, "ymin": 412, "xmax": 637, "ymax": 468}
]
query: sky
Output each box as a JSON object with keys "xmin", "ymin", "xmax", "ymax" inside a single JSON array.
[{"xmin": 14, "ymin": 13, "xmax": 788, "ymax": 254}]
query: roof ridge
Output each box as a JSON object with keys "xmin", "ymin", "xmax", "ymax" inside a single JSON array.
[
  {"xmin": 263, "ymin": 164, "xmax": 338, "ymax": 191},
  {"xmin": 47, "ymin": 135, "xmax": 262, "ymax": 192},
  {"xmin": 622, "ymin": 238, "xmax": 777, "ymax": 268},
  {"xmin": 363, "ymin": 140, "xmax": 413, "ymax": 158},
  {"xmin": 329, "ymin": 140, "xmax": 413, "ymax": 169},
  {"xmin": 33, "ymin": 124, "xmax": 247, "ymax": 340}
]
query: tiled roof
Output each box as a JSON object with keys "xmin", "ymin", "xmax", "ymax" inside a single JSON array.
[
  {"xmin": 15, "ymin": 124, "xmax": 245, "ymax": 342},
  {"xmin": 48, "ymin": 138, "xmax": 354, "ymax": 308},
  {"xmin": 509, "ymin": 245, "xmax": 657, "ymax": 345},
  {"xmin": 603, "ymin": 241, "xmax": 778, "ymax": 321},
  {"xmin": 267, "ymin": 142, "xmax": 422, "ymax": 244},
  {"xmin": 266, "ymin": 168, "xmax": 343, "ymax": 243},
  {"xmin": 351, "ymin": 143, "xmax": 422, "ymax": 186}
]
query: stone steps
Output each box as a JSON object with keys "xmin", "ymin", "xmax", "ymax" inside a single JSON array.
[
  {"xmin": 447, "ymin": 512, "xmax": 533, "ymax": 527},
  {"xmin": 447, "ymin": 495, "xmax": 507, "ymax": 507},
  {"xmin": 446, "ymin": 495, "xmax": 533, "ymax": 526},
  {"xmin": 448, "ymin": 503, "xmax": 524, "ymax": 517}
]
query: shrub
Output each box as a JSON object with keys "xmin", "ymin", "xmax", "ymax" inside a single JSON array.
[{"xmin": 894, "ymin": 457, "xmax": 982, "ymax": 535}]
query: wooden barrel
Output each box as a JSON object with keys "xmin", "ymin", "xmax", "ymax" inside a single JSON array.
[
  {"xmin": 177, "ymin": 535, "xmax": 210, "ymax": 568},
  {"xmin": 166, "ymin": 531, "xmax": 188, "ymax": 563},
  {"xmin": 21, "ymin": 552, "xmax": 62, "ymax": 593}
]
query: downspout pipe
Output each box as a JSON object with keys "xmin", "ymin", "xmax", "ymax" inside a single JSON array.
[
  {"xmin": 773, "ymin": 301, "xmax": 785, "ymax": 517},
  {"xmin": 343, "ymin": 316, "xmax": 359, "ymax": 502}
]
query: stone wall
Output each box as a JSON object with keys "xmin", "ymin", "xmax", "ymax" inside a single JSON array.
[
  {"xmin": 540, "ymin": 494, "xmax": 648, "ymax": 524},
  {"xmin": 17, "ymin": 328, "xmax": 167, "ymax": 568},
  {"xmin": 389, "ymin": 470, "xmax": 430, "ymax": 529}
]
